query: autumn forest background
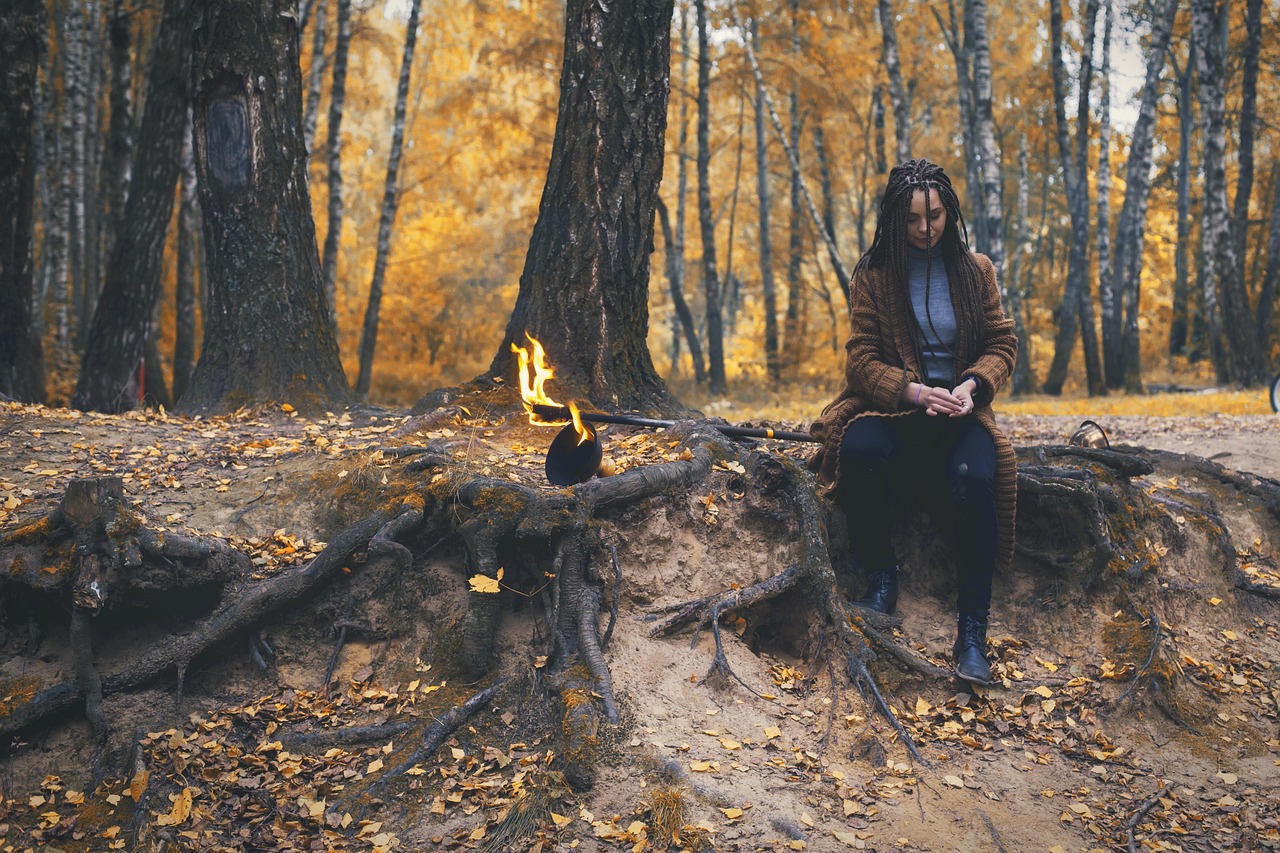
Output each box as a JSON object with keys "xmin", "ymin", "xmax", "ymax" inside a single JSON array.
[{"xmin": 3, "ymin": 0, "xmax": 1279, "ymax": 415}]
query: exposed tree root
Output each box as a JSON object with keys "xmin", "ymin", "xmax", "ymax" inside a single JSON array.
[
  {"xmin": 367, "ymin": 677, "xmax": 511, "ymax": 791},
  {"xmin": 1125, "ymin": 784, "xmax": 1171, "ymax": 853},
  {"xmin": 0, "ymin": 499, "xmax": 416, "ymax": 738}
]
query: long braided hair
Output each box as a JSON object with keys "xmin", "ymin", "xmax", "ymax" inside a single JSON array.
[{"xmin": 853, "ymin": 159, "xmax": 986, "ymax": 369}]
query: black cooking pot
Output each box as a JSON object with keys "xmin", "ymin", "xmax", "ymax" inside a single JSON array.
[{"xmin": 545, "ymin": 423, "xmax": 603, "ymax": 486}]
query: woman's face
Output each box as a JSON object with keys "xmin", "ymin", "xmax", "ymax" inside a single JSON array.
[{"xmin": 906, "ymin": 188, "xmax": 947, "ymax": 251}]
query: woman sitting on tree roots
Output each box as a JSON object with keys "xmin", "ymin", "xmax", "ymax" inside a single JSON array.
[{"xmin": 808, "ymin": 159, "xmax": 1018, "ymax": 687}]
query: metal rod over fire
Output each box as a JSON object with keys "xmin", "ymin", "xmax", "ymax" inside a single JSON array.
[{"xmin": 530, "ymin": 404, "xmax": 820, "ymax": 444}]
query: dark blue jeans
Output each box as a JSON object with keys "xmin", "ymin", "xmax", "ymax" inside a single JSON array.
[{"xmin": 836, "ymin": 412, "xmax": 998, "ymax": 618}]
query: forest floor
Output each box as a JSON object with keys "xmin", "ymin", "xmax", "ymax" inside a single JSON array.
[{"xmin": 1, "ymin": 394, "xmax": 1278, "ymax": 853}]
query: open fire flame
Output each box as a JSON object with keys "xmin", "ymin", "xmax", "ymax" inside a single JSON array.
[{"xmin": 512, "ymin": 333, "xmax": 593, "ymax": 445}]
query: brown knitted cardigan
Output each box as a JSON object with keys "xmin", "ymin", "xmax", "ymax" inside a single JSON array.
[{"xmin": 808, "ymin": 251, "xmax": 1019, "ymax": 575}]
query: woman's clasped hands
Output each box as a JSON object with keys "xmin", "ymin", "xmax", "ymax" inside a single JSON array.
[{"xmin": 911, "ymin": 379, "xmax": 976, "ymax": 417}]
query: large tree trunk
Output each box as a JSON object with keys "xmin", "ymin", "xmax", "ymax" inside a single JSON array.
[
  {"xmin": 1169, "ymin": 49, "xmax": 1194, "ymax": 359},
  {"xmin": 73, "ymin": 0, "xmax": 192, "ymax": 413},
  {"xmin": 750, "ymin": 20, "xmax": 779, "ymax": 385},
  {"xmin": 0, "ymin": 0, "xmax": 46, "ymax": 402},
  {"xmin": 355, "ymin": 0, "xmax": 421, "ymax": 400},
  {"xmin": 1109, "ymin": 0, "xmax": 1176, "ymax": 390},
  {"xmin": 694, "ymin": 0, "xmax": 726, "ymax": 395},
  {"xmin": 1042, "ymin": 0, "xmax": 1102, "ymax": 396},
  {"xmin": 319, "ymin": 0, "xmax": 351, "ymax": 323},
  {"xmin": 876, "ymin": 0, "xmax": 910, "ymax": 163},
  {"xmin": 1192, "ymin": 0, "xmax": 1264, "ymax": 384},
  {"xmin": 969, "ymin": 0, "xmax": 1003, "ymax": 277},
  {"xmin": 871, "ymin": 84, "xmax": 886, "ymax": 175},
  {"xmin": 485, "ymin": 0, "xmax": 678, "ymax": 412},
  {"xmin": 182, "ymin": 0, "xmax": 351, "ymax": 413},
  {"xmin": 172, "ymin": 107, "xmax": 201, "ymax": 403}
]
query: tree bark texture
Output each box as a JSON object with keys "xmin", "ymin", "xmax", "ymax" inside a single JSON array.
[
  {"xmin": 183, "ymin": 0, "xmax": 352, "ymax": 413},
  {"xmin": 487, "ymin": 0, "xmax": 679, "ymax": 413},
  {"xmin": 1043, "ymin": 0, "xmax": 1102, "ymax": 395},
  {"xmin": 1108, "ymin": 0, "xmax": 1176, "ymax": 390},
  {"xmin": 694, "ymin": 0, "xmax": 727, "ymax": 395},
  {"xmin": 355, "ymin": 0, "xmax": 420, "ymax": 399},
  {"xmin": 876, "ymin": 0, "xmax": 910, "ymax": 164},
  {"xmin": 320, "ymin": 0, "xmax": 351, "ymax": 322},
  {"xmin": 73, "ymin": 0, "xmax": 192, "ymax": 413},
  {"xmin": 99, "ymin": 0, "xmax": 133, "ymax": 282},
  {"xmin": 173, "ymin": 107, "xmax": 201, "ymax": 403},
  {"xmin": 0, "ymin": 0, "xmax": 46, "ymax": 402},
  {"xmin": 1192, "ymin": 0, "xmax": 1264, "ymax": 384}
]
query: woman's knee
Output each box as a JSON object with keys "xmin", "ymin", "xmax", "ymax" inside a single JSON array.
[
  {"xmin": 947, "ymin": 459, "xmax": 994, "ymax": 502},
  {"xmin": 839, "ymin": 421, "xmax": 897, "ymax": 471}
]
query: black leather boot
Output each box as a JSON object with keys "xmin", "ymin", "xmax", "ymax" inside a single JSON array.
[
  {"xmin": 854, "ymin": 565, "xmax": 899, "ymax": 614},
  {"xmin": 953, "ymin": 613, "xmax": 992, "ymax": 686}
]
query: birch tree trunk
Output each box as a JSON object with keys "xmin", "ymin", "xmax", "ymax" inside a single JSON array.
[
  {"xmin": 969, "ymin": 0, "xmax": 1003, "ymax": 277},
  {"xmin": 781, "ymin": 0, "xmax": 805, "ymax": 376},
  {"xmin": 1043, "ymin": 0, "xmax": 1103, "ymax": 395},
  {"xmin": 751, "ymin": 19, "xmax": 780, "ymax": 384},
  {"xmin": 1169, "ymin": 49, "xmax": 1193, "ymax": 359},
  {"xmin": 1110, "ymin": 0, "xmax": 1176, "ymax": 390},
  {"xmin": 934, "ymin": 0, "xmax": 984, "ymax": 253},
  {"xmin": 695, "ymin": 0, "xmax": 725, "ymax": 394},
  {"xmin": 1097, "ymin": 0, "xmax": 1117, "ymax": 386},
  {"xmin": 0, "ymin": 0, "xmax": 46, "ymax": 402},
  {"xmin": 732, "ymin": 6, "xmax": 850, "ymax": 296},
  {"xmin": 173, "ymin": 107, "xmax": 200, "ymax": 403},
  {"xmin": 319, "ymin": 0, "xmax": 350, "ymax": 324},
  {"xmin": 871, "ymin": 85, "xmax": 887, "ymax": 175},
  {"xmin": 355, "ymin": 0, "xmax": 420, "ymax": 399},
  {"xmin": 661, "ymin": 1, "xmax": 703, "ymax": 384},
  {"xmin": 876, "ymin": 0, "xmax": 911, "ymax": 163},
  {"xmin": 1192, "ymin": 0, "xmax": 1264, "ymax": 384},
  {"xmin": 302, "ymin": 0, "xmax": 327, "ymax": 154},
  {"xmin": 73, "ymin": 0, "xmax": 191, "ymax": 412}
]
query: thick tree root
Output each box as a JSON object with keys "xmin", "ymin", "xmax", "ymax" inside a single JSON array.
[
  {"xmin": 366, "ymin": 677, "xmax": 511, "ymax": 791},
  {"xmin": 1, "ymin": 500, "xmax": 421, "ymax": 738}
]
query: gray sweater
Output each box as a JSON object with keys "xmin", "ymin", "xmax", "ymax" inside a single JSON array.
[{"xmin": 905, "ymin": 244, "xmax": 956, "ymax": 386}]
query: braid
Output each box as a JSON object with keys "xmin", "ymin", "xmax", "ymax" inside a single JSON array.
[{"xmin": 853, "ymin": 159, "xmax": 986, "ymax": 371}]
